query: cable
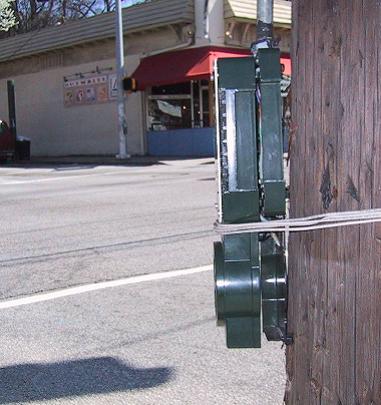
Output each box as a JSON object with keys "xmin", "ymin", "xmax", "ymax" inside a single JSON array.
[{"xmin": 215, "ymin": 208, "xmax": 381, "ymax": 235}]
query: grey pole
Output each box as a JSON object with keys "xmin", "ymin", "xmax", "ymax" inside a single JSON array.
[
  {"xmin": 115, "ymin": 0, "xmax": 128, "ymax": 159},
  {"xmin": 7, "ymin": 80, "xmax": 17, "ymax": 141},
  {"xmin": 256, "ymin": 0, "xmax": 274, "ymax": 42}
]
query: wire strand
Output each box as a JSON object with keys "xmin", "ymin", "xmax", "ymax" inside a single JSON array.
[{"xmin": 215, "ymin": 208, "xmax": 381, "ymax": 235}]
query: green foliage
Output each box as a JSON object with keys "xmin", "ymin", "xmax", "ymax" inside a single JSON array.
[{"xmin": 0, "ymin": 0, "xmax": 16, "ymax": 31}]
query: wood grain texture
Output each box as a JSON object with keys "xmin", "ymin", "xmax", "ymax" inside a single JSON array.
[{"xmin": 286, "ymin": 1, "xmax": 381, "ymax": 404}]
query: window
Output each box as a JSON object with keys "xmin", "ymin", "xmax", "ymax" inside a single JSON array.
[
  {"xmin": 147, "ymin": 81, "xmax": 211, "ymax": 131},
  {"xmin": 148, "ymin": 97, "xmax": 192, "ymax": 131}
]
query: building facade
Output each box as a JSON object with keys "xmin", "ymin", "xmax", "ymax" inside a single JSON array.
[{"xmin": 0, "ymin": 0, "xmax": 291, "ymax": 157}]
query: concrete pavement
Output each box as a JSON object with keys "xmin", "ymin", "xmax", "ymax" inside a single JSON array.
[{"xmin": 0, "ymin": 159, "xmax": 285, "ymax": 404}]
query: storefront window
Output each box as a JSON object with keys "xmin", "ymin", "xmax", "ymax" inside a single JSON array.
[
  {"xmin": 148, "ymin": 96, "xmax": 191, "ymax": 131},
  {"xmin": 147, "ymin": 81, "xmax": 211, "ymax": 131}
]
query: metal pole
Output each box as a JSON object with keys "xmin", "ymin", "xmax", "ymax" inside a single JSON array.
[
  {"xmin": 7, "ymin": 80, "xmax": 17, "ymax": 141},
  {"xmin": 115, "ymin": 0, "xmax": 128, "ymax": 159},
  {"xmin": 256, "ymin": 0, "xmax": 273, "ymax": 42}
]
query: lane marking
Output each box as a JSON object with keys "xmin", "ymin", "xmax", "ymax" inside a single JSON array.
[
  {"xmin": 0, "ymin": 173, "xmax": 101, "ymax": 185},
  {"xmin": 0, "ymin": 265, "xmax": 213, "ymax": 309},
  {"xmin": 0, "ymin": 170, "xmax": 139, "ymax": 185}
]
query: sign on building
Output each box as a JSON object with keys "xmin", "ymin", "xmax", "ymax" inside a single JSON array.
[
  {"xmin": 108, "ymin": 74, "xmax": 118, "ymax": 99},
  {"xmin": 63, "ymin": 72, "xmax": 118, "ymax": 107}
]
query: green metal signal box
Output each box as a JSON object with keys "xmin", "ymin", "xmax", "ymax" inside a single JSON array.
[{"xmin": 214, "ymin": 49, "xmax": 288, "ymax": 348}]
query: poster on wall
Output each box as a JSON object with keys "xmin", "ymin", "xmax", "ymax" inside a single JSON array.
[
  {"xmin": 86, "ymin": 87, "xmax": 96, "ymax": 102},
  {"xmin": 75, "ymin": 87, "xmax": 85, "ymax": 104},
  {"xmin": 63, "ymin": 73, "xmax": 114, "ymax": 107},
  {"xmin": 64, "ymin": 90, "xmax": 74, "ymax": 107},
  {"xmin": 97, "ymin": 84, "xmax": 109, "ymax": 102}
]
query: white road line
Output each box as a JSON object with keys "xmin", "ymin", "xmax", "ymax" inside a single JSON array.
[
  {"xmin": 0, "ymin": 170, "xmax": 136, "ymax": 185},
  {"xmin": 0, "ymin": 173, "xmax": 100, "ymax": 185},
  {"xmin": 0, "ymin": 265, "xmax": 213, "ymax": 309}
]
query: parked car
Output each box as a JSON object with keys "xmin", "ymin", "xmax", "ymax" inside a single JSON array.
[{"xmin": 0, "ymin": 120, "xmax": 15, "ymax": 161}]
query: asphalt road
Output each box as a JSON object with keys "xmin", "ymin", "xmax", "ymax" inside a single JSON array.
[{"xmin": 0, "ymin": 158, "xmax": 285, "ymax": 405}]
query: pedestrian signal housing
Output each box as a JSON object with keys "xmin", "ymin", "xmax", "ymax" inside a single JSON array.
[{"xmin": 123, "ymin": 77, "xmax": 138, "ymax": 92}]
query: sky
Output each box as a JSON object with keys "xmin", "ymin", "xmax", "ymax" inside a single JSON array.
[{"xmin": 124, "ymin": 0, "xmax": 147, "ymax": 7}]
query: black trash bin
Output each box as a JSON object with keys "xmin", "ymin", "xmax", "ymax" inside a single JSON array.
[{"xmin": 16, "ymin": 137, "xmax": 30, "ymax": 160}]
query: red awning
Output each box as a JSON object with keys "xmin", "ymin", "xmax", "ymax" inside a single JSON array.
[{"xmin": 132, "ymin": 46, "xmax": 291, "ymax": 90}]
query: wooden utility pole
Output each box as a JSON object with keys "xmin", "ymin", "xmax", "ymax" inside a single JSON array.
[{"xmin": 286, "ymin": 1, "xmax": 381, "ymax": 403}]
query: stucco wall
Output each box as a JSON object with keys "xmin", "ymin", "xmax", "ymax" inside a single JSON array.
[{"xmin": 0, "ymin": 56, "xmax": 144, "ymax": 156}]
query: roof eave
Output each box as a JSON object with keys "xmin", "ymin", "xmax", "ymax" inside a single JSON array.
[{"xmin": 0, "ymin": 20, "xmax": 193, "ymax": 64}]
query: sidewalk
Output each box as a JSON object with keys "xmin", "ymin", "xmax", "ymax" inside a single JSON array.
[{"xmin": 2, "ymin": 155, "xmax": 176, "ymax": 167}]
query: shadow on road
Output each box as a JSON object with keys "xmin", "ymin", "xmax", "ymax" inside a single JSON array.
[{"xmin": 0, "ymin": 356, "xmax": 173, "ymax": 403}]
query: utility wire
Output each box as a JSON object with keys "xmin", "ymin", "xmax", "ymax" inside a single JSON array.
[{"xmin": 215, "ymin": 208, "xmax": 381, "ymax": 235}]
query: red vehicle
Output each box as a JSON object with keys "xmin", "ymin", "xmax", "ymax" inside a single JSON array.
[{"xmin": 0, "ymin": 120, "xmax": 15, "ymax": 160}]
